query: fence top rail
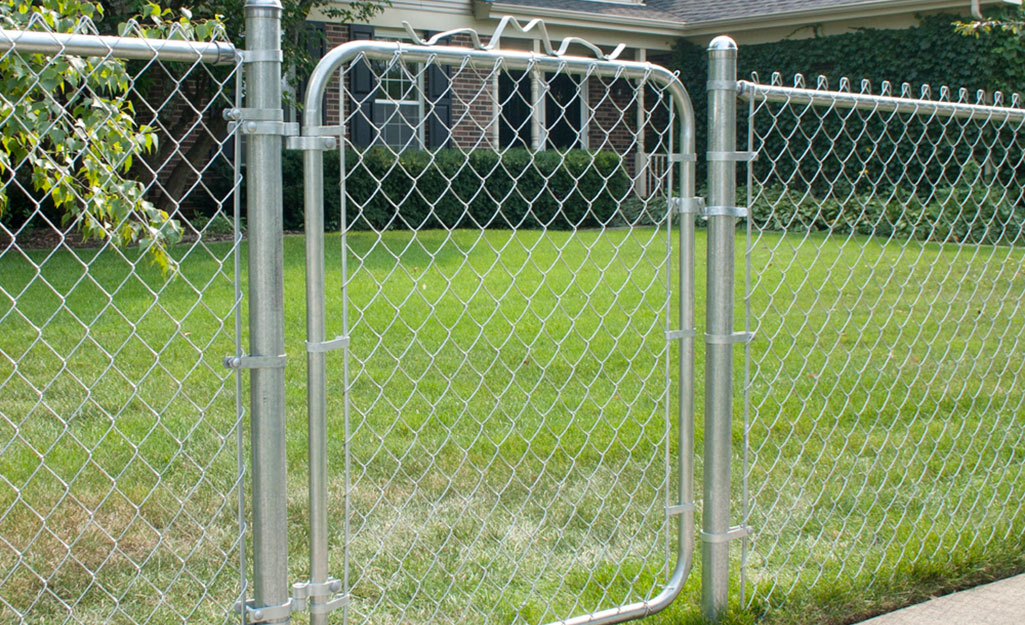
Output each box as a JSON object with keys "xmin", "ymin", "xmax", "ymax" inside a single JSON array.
[
  {"xmin": 0, "ymin": 28, "xmax": 238, "ymax": 65},
  {"xmin": 738, "ymin": 79, "xmax": 1025, "ymax": 124}
]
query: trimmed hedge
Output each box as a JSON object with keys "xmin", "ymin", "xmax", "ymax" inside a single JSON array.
[
  {"xmin": 281, "ymin": 147, "xmax": 632, "ymax": 232},
  {"xmin": 749, "ymin": 164, "xmax": 1025, "ymax": 245}
]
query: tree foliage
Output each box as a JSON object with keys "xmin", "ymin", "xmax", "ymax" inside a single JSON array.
[
  {"xmin": 100, "ymin": 1, "xmax": 388, "ymax": 84},
  {"xmin": 95, "ymin": 0, "xmax": 387, "ymax": 218},
  {"xmin": 0, "ymin": 0, "xmax": 206, "ymax": 270},
  {"xmin": 955, "ymin": 5, "xmax": 1025, "ymax": 38},
  {"xmin": 1, "ymin": 0, "xmax": 386, "ymax": 270}
]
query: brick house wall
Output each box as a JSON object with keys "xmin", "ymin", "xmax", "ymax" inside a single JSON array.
[
  {"xmin": 588, "ymin": 75, "xmax": 639, "ymax": 178},
  {"xmin": 323, "ymin": 23, "xmax": 349, "ymax": 127},
  {"xmin": 448, "ymin": 33, "xmax": 497, "ymax": 150},
  {"xmin": 136, "ymin": 70, "xmax": 234, "ymax": 219}
]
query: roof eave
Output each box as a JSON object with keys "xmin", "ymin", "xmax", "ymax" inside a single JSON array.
[
  {"xmin": 478, "ymin": 0, "xmax": 687, "ymax": 37},
  {"xmin": 680, "ymin": 0, "xmax": 1005, "ymax": 37}
]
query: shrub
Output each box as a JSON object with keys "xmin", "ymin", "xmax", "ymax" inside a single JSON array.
[
  {"xmin": 189, "ymin": 213, "xmax": 238, "ymax": 236},
  {"xmin": 748, "ymin": 162, "xmax": 1025, "ymax": 244},
  {"xmin": 280, "ymin": 147, "xmax": 632, "ymax": 232}
]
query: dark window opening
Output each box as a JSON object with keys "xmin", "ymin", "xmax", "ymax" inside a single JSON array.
[
  {"xmin": 546, "ymin": 72, "xmax": 582, "ymax": 149},
  {"xmin": 499, "ymin": 70, "xmax": 532, "ymax": 149}
]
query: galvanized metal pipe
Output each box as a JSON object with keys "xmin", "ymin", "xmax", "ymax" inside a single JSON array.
[
  {"xmin": 301, "ymin": 39, "xmax": 698, "ymax": 625},
  {"xmin": 738, "ymin": 80, "xmax": 1025, "ymax": 123},
  {"xmin": 0, "ymin": 28, "xmax": 236, "ymax": 63},
  {"xmin": 302, "ymin": 125, "xmax": 330, "ymax": 625},
  {"xmin": 304, "ymin": 41, "xmax": 695, "ymax": 108},
  {"xmin": 244, "ymin": 1, "xmax": 289, "ymax": 623},
  {"xmin": 703, "ymin": 35, "xmax": 739, "ymax": 622}
]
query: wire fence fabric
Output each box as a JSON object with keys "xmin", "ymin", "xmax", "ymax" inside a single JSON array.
[
  {"xmin": 0, "ymin": 18, "xmax": 245, "ymax": 625},
  {"xmin": 740, "ymin": 73, "xmax": 1025, "ymax": 607}
]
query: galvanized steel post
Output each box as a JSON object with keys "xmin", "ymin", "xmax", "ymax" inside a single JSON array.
[
  {"xmin": 244, "ymin": 1, "xmax": 290, "ymax": 623},
  {"xmin": 703, "ymin": 35, "xmax": 740, "ymax": 622}
]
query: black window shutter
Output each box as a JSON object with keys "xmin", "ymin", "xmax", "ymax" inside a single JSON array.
[
  {"xmin": 349, "ymin": 24, "xmax": 375, "ymax": 148},
  {"xmin": 424, "ymin": 32, "xmax": 452, "ymax": 149}
]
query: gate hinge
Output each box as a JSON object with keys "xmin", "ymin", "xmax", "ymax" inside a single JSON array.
[
  {"xmin": 667, "ymin": 153, "xmax": 696, "ymax": 162},
  {"xmin": 702, "ymin": 205, "xmax": 749, "ymax": 219},
  {"xmin": 286, "ymin": 125, "xmax": 346, "ymax": 151},
  {"xmin": 668, "ymin": 197, "xmax": 705, "ymax": 216},
  {"xmin": 224, "ymin": 107, "xmax": 299, "ymax": 137},
  {"xmin": 293, "ymin": 579, "xmax": 348, "ymax": 616},
  {"xmin": 704, "ymin": 332, "xmax": 755, "ymax": 345},
  {"xmin": 706, "ymin": 151, "xmax": 758, "ymax": 162},
  {"xmin": 700, "ymin": 525, "xmax": 753, "ymax": 544},
  {"xmin": 286, "ymin": 135, "xmax": 337, "ymax": 151},
  {"xmin": 235, "ymin": 599, "xmax": 293, "ymax": 624},
  {"xmin": 667, "ymin": 502, "xmax": 696, "ymax": 516},
  {"xmin": 665, "ymin": 329, "xmax": 697, "ymax": 341},
  {"xmin": 306, "ymin": 336, "xmax": 350, "ymax": 354},
  {"xmin": 223, "ymin": 354, "xmax": 287, "ymax": 370}
]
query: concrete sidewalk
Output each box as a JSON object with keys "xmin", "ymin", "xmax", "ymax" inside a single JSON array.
[{"xmin": 856, "ymin": 574, "xmax": 1025, "ymax": 625}]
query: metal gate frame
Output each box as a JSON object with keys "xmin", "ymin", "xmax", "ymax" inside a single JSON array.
[{"xmin": 289, "ymin": 17, "xmax": 699, "ymax": 625}]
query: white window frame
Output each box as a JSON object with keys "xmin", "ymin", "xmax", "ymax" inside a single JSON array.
[{"xmin": 372, "ymin": 33, "xmax": 426, "ymax": 150}]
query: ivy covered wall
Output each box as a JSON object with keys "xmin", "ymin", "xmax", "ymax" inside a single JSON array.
[
  {"xmin": 675, "ymin": 13, "xmax": 1025, "ymax": 97},
  {"xmin": 669, "ymin": 11, "xmax": 1025, "ymax": 178}
]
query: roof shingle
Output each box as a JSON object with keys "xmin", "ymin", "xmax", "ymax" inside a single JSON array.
[{"xmin": 486, "ymin": 0, "xmax": 973, "ymax": 26}]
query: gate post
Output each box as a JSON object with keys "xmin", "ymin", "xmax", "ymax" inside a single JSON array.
[
  {"xmin": 702, "ymin": 35, "xmax": 741, "ymax": 622},
  {"xmin": 244, "ymin": 1, "xmax": 290, "ymax": 622}
]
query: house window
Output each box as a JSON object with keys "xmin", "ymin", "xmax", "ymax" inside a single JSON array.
[
  {"xmin": 372, "ymin": 59, "xmax": 425, "ymax": 150},
  {"xmin": 348, "ymin": 25, "xmax": 452, "ymax": 150},
  {"xmin": 499, "ymin": 70, "xmax": 532, "ymax": 149}
]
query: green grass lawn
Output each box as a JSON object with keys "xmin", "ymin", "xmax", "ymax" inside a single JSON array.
[{"xmin": 1, "ymin": 227, "xmax": 1024, "ymax": 625}]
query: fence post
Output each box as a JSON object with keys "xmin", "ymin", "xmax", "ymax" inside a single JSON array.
[
  {"xmin": 244, "ymin": 1, "xmax": 290, "ymax": 623},
  {"xmin": 703, "ymin": 35, "xmax": 740, "ymax": 622}
]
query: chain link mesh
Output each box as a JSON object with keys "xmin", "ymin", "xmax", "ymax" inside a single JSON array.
[
  {"xmin": 0, "ymin": 17, "xmax": 244, "ymax": 625},
  {"xmin": 741, "ymin": 73, "xmax": 1025, "ymax": 609},
  {"xmin": 322, "ymin": 49, "xmax": 682, "ymax": 624}
]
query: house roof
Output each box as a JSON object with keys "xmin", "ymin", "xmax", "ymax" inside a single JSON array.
[
  {"xmin": 481, "ymin": 0, "xmax": 1009, "ymax": 27},
  {"xmin": 485, "ymin": 0, "xmax": 686, "ymax": 25},
  {"xmin": 674, "ymin": 0, "xmax": 954, "ymax": 24}
]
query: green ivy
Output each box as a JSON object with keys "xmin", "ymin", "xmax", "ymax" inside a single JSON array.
[
  {"xmin": 671, "ymin": 10, "xmax": 1025, "ymax": 187},
  {"xmin": 748, "ymin": 161, "xmax": 1025, "ymax": 244}
]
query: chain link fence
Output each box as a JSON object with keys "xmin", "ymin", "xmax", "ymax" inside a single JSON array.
[
  {"xmin": 11, "ymin": 12, "xmax": 1025, "ymax": 625},
  {"xmin": 0, "ymin": 17, "xmax": 245, "ymax": 625},
  {"xmin": 739, "ymin": 73, "xmax": 1025, "ymax": 608},
  {"xmin": 299, "ymin": 36, "xmax": 694, "ymax": 625}
]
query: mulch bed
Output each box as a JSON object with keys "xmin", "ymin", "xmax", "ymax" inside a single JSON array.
[{"xmin": 1, "ymin": 228, "xmax": 239, "ymax": 253}]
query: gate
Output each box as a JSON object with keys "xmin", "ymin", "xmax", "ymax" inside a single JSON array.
[{"xmin": 291, "ymin": 18, "xmax": 699, "ymax": 625}]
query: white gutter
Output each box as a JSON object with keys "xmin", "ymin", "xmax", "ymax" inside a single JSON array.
[{"xmin": 974, "ymin": 0, "xmax": 1023, "ymax": 19}]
